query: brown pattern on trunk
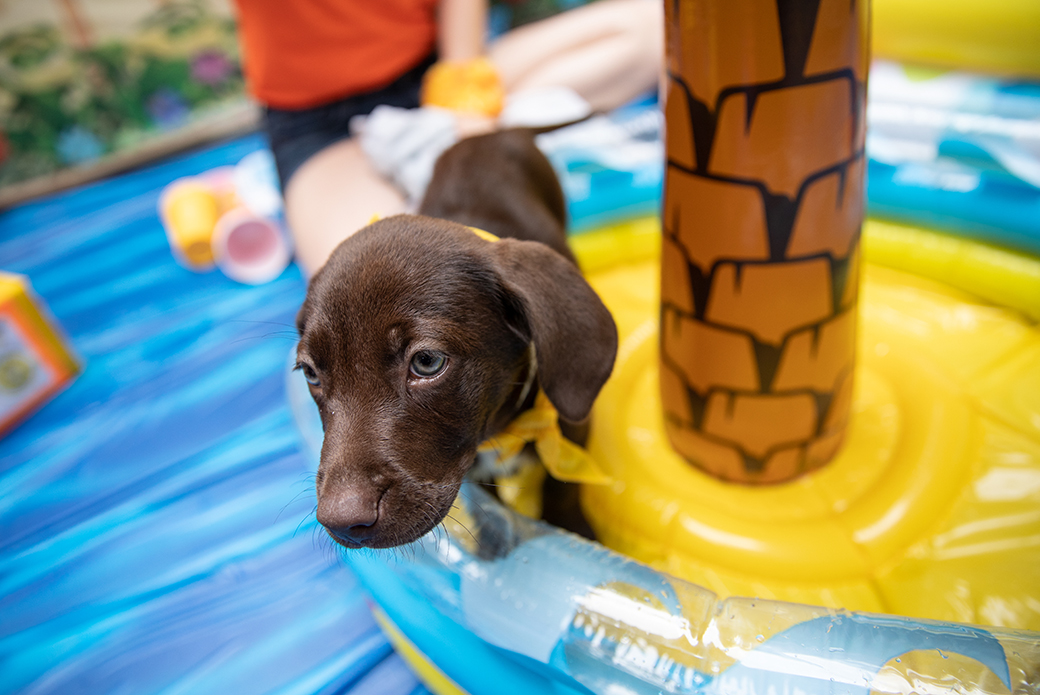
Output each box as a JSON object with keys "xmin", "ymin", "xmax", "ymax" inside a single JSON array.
[{"xmin": 660, "ymin": 0, "xmax": 868, "ymax": 483}]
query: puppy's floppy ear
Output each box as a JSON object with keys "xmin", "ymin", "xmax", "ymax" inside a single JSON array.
[{"xmin": 490, "ymin": 238, "xmax": 618, "ymax": 423}]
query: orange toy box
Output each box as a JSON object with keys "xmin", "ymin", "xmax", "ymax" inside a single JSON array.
[{"xmin": 0, "ymin": 272, "xmax": 80, "ymax": 437}]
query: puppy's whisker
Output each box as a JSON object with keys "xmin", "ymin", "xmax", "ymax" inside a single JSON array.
[
  {"xmin": 293, "ymin": 505, "xmax": 318, "ymax": 538},
  {"xmin": 232, "ymin": 328, "xmax": 299, "ymax": 336},
  {"xmin": 229, "ymin": 332, "xmax": 301, "ymax": 346},
  {"xmin": 445, "ymin": 513, "xmax": 481, "ymax": 550},
  {"xmin": 225, "ymin": 319, "xmax": 298, "ymax": 329},
  {"xmin": 312, "ymin": 523, "xmax": 333, "ymax": 560},
  {"xmin": 294, "ymin": 472, "xmax": 318, "ymax": 486},
  {"xmin": 276, "ymin": 488, "xmax": 316, "ymax": 522},
  {"xmin": 458, "ymin": 489, "xmax": 494, "ymax": 524}
]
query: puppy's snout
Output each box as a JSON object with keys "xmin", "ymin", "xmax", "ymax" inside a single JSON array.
[{"xmin": 317, "ymin": 486, "xmax": 383, "ymax": 546}]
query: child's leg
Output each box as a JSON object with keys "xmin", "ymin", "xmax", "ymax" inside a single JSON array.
[
  {"xmin": 284, "ymin": 138, "xmax": 407, "ymax": 277},
  {"xmin": 284, "ymin": 0, "xmax": 663, "ymax": 277},
  {"xmin": 489, "ymin": 0, "xmax": 663, "ymax": 111}
]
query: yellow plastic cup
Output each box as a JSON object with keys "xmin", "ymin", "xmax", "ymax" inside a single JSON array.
[{"xmin": 159, "ymin": 179, "xmax": 221, "ymax": 270}]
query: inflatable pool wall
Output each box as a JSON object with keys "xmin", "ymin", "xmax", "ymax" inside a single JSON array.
[
  {"xmin": 283, "ymin": 1, "xmax": 1040, "ymax": 689},
  {"xmin": 289, "ymin": 368, "xmax": 1040, "ymax": 695},
  {"xmin": 871, "ymin": 0, "xmax": 1040, "ymax": 78},
  {"xmin": 534, "ymin": 62, "xmax": 1040, "ymax": 261},
  {"xmin": 359, "ymin": 489, "xmax": 1040, "ymax": 695},
  {"xmin": 660, "ymin": 0, "xmax": 868, "ymax": 482},
  {"xmin": 292, "ymin": 236, "xmax": 1040, "ymax": 692},
  {"xmin": 866, "ymin": 61, "xmax": 1040, "ymax": 256}
]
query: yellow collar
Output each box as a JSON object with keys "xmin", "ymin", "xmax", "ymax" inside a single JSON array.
[
  {"xmin": 477, "ymin": 390, "xmax": 611, "ymax": 518},
  {"xmin": 478, "ymin": 389, "xmax": 611, "ymax": 484},
  {"xmin": 369, "ymin": 214, "xmax": 498, "ymax": 244},
  {"xmin": 469, "ymin": 227, "xmax": 499, "ymax": 243}
]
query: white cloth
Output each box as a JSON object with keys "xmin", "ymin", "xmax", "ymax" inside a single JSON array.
[
  {"xmin": 353, "ymin": 88, "xmax": 595, "ymax": 205},
  {"xmin": 352, "ymin": 105, "xmax": 459, "ymax": 204},
  {"xmin": 498, "ymin": 86, "xmax": 592, "ymax": 129}
]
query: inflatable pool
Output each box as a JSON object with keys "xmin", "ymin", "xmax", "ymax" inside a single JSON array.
[
  {"xmin": 581, "ymin": 218, "xmax": 1040, "ymax": 623},
  {"xmin": 286, "ymin": 2, "xmax": 1040, "ymax": 689},
  {"xmin": 866, "ymin": 61, "xmax": 1040, "ymax": 256},
  {"xmin": 871, "ymin": 0, "xmax": 1040, "ymax": 78},
  {"xmin": 289, "ymin": 215, "xmax": 1040, "ymax": 695}
]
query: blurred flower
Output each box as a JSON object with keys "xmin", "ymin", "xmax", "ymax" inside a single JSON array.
[
  {"xmin": 56, "ymin": 126, "xmax": 103, "ymax": 164},
  {"xmin": 191, "ymin": 49, "xmax": 233, "ymax": 86},
  {"xmin": 61, "ymin": 79, "xmax": 92, "ymax": 115},
  {"xmin": 0, "ymin": 130, "xmax": 9, "ymax": 165},
  {"xmin": 147, "ymin": 87, "xmax": 190, "ymax": 129}
]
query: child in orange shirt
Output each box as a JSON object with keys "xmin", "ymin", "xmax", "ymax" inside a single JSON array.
[{"xmin": 233, "ymin": 0, "xmax": 662, "ymax": 274}]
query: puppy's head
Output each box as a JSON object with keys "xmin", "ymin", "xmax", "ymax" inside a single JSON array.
[{"xmin": 296, "ymin": 215, "xmax": 617, "ymax": 549}]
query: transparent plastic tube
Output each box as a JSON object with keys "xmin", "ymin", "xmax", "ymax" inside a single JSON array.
[{"xmin": 357, "ymin": 483, "xmax": 1040, "ymax": 695}]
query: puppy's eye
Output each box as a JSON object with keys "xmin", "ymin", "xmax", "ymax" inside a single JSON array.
[
  {"xmin": 296, "ymin": 362, "xmax": 321, "ymax": 386},
  {"xmin": 409, "ymin": 350, "xmax": 447, "ymax": 378}
]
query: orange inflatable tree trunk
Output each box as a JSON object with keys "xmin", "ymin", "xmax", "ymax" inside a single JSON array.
[{"xmin": 660, "ymin": 0, "xmax": 869, "ymax": 484}]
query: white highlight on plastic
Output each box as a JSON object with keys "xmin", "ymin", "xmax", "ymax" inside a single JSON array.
[
  {"xmin": 577, "ymin": 586, "xmax": 694, "ymax": 643},
  {"xmin": 680, "ymin": 516, "xmax": 767, "ymax": 553}
]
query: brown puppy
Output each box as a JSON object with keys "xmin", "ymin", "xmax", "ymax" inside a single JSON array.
[{"xmin": 295, "ymin": 130, "xmax": 617, "ymax": 549}]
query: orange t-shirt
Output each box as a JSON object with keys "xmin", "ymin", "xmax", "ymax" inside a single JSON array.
[{"xmin": 234, "ymin": 0, "xmax": 439, "ymax": 110}]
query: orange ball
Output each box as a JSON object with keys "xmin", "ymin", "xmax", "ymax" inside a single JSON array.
[{"xmin": 421, "ymin": 57, "xmax": 504, "ymax": 117}]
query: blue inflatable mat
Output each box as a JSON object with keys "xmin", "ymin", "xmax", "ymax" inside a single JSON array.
[{"xmin": 0, "ymin": 135, "xmax": 431, "ymax": 695}]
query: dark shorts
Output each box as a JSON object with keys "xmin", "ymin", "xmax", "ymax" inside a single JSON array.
[{"xmin": 263, "ymin": 53, "xmax": 437, "ymax": 188}]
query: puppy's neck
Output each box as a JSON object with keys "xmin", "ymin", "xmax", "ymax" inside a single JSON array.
[
  {"xmin": 514, "ymin": 343, "xmax": 538, "ymax": 416},
  {"xmin": 487, "ymin": 342, "xmax": 538, "ymax": 436}
]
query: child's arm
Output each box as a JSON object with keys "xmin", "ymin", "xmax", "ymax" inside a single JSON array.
[
  {"xmin": 437, "ymin": 0, "xmax": 487, "ymax": 62},
  {"xmin": 425, "ymin": 0, "xmax": 501, "ymax": 122}
]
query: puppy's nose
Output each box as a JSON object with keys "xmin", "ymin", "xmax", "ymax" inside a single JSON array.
[{"xmin": 316, "ymin": 487, "xmax": 383, "ymax": 545}]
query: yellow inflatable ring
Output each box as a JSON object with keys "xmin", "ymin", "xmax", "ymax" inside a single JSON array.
[
  {"xmin": 576, "ymin": 217, "xmax": 1040, "ymax": 630},
  {"xmin": 872, "ymin": 0, "xmax": 1040, "ymax": 77}
]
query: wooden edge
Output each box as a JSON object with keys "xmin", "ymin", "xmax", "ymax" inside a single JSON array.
[{"xmin": 0, "ymin": 101, "xmax": 262, "ymax": 210}]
